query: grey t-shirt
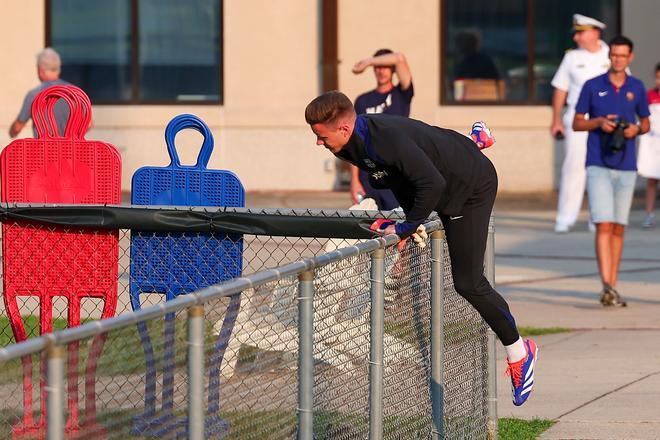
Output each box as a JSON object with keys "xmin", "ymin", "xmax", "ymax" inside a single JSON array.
[{"xmin": 17, "ymin": 79, "xmax": 71, "ymax": 137}]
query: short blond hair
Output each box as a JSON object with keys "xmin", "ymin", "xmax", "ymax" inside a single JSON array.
[
  {"xmin": 37, "ymin": 47, "xmax": 61, "ymax": 73},
  {"xmin": 305, "ymin": 91, "xmax": 355, "ymax": 125}
]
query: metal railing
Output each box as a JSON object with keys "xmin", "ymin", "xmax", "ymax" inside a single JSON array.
[{"xmin": 0, "ymin": 207, "xmax": 495, "ymax": 439}]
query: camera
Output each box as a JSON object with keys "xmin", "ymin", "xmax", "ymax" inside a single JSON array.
[{"xmin": 609, "ymin": 119, "xmax": 629, "ymax": 152}]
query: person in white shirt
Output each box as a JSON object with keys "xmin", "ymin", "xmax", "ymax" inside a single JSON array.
[
  {"xmin": 637, "ymin": 63, "xmax": 660, "ymax": 228},
  {"xmin": 550, "ymin": 14, "xmax": 610, "ymax": 233}
]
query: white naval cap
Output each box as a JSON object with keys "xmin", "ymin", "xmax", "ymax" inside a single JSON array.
[{"xmin": 572, "ymin": 14, "xmax": 606, "ymax": 31}]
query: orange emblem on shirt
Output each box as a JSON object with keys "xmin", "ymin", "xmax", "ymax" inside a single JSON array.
[{"xmin": 626, "ymin": 91, "xmax": 635, "ymax": 101}]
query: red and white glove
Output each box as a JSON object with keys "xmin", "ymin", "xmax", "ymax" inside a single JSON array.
[
  {"xmin": 370, "ymin": 220, "xmax": 428, "ymax": 251},
  {"xmin": 369, "ymin": 219, "xmax": 396, "ymax": 233}
]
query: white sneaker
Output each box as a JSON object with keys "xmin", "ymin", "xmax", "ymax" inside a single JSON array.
[
  {"xmin": 642, "ymin": 213, "xmax": 655, "ymax": 228},
  {"xmin": 554, "ymin": 223, "xmax": 570, "ymax": 233}
]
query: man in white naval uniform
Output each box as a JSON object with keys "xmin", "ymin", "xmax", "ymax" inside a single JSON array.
[{"xmin": 550, "ymin": 14, "xmax": 610, "ymax": 233}]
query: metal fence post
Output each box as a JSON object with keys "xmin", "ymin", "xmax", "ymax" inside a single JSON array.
[
  {"xmin": 298, "ymin": 270, "xmax": 315, "ymax": 440},
  {"xmin": 369, "ymin": 248, "xmax": 385, "ymax": 440},
  {"xmin": 485, "ymin": 217, "xmax": 498, "ymax": 440},
  {"xmin": 188, "ymin": 305, "xmax": 205, "ymax": 440},
  {"xmin": 46, "ymin": 340, "xmax": 64, "ymax": 440},
  {"xmin": 430, "ymin": 230, "xmax": 446, "ymax": 440}
]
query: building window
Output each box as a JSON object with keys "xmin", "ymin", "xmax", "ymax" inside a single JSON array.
[
  {"xmin": 441, "ymin": 0, "xmax": 619, "ymax": 105},
  {"xmin": 47, "ymin": 0, "xmax": 222, "ymax": 104}
]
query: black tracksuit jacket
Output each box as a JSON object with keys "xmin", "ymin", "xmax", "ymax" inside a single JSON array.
[{"xmin": 336, "ymin": 114, "xmax": 492, "ymax": 235}]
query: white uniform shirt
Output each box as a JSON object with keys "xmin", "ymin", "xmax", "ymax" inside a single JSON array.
[{"xmin": 551, "ymin": 40, "xmax": 610, "ymax": 108}]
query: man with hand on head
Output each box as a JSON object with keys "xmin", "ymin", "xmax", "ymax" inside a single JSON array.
[
  {"xmin": 573, "ymin": 35, "xmax": 650, "ymax": 306},
  {"xmin": 350, "ymin": 49, "xmax": 414, "ymax": 209},
  {"xmin": 550, "ymin": 14, "xmax": 610, "ymax": 233},
  {"xmin": 305, "ymin": 91, "xmax": 538, "ymax": 407}
]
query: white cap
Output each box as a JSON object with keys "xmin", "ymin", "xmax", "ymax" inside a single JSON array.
[{"xmin": 572, "ymin": 14, "xmax": 606, "ymax": 31}]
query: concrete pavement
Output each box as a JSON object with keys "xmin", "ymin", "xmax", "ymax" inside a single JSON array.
[
  {"xmin": 494, "ymin": 207, "xmax": 660, "ymax": 440},
  {"xmin": 245, "ymin": 190, "xmax": 660, "ymax": 439}
]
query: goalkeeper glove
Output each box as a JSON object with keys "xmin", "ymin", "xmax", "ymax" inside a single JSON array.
[{"xmin": 369, "ymin": 220, "xmax": 428, "ymax": 251}]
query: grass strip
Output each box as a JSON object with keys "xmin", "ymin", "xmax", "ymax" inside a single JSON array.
[
  {"xmin": 498, "ymin": 417, "xmax": 556, "ymax": 440},
  {"xmin": 518, "ymin": 326, "xmax": 571, "ymax": 337}
]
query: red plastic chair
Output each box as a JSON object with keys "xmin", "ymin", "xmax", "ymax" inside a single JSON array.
[{"xmin": 1, "ymin": 85, "xmax": 121, "ymax": 438}]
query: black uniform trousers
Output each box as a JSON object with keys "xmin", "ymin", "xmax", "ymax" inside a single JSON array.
[{"xmin": 439, "ymin": 159, "xmax": 520, "ymax": 346}]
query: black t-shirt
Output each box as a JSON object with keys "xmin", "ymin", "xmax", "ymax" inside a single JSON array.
[
  {"xmin": 354, "ymin": 83, "xmax": 414, "ymax": 117},
  {"xmin": 336, "ymin": 114, "xmax": 490, "ymax": 235}
]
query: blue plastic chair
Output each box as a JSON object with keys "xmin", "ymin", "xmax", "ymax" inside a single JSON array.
[{"xmin": 129, "ymin": 114, "xmax": 244, "ymax": 438}]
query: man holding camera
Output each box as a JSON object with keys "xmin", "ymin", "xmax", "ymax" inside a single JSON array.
[{"xmin": 573, "ymin": 35, "xmax": 650, "ymax": 306}]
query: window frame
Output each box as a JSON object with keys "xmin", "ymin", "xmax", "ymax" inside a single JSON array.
[
  {"xmin": 321, "ymin": 0, "xmax": 339, "ymax": 92},
  {"xmin": 45, "ymin": 0, "xmax": 224, "ymax": 106},
  {"xmin": 439, "ymin": 0, "xmax": 621, "ymax": 106}
]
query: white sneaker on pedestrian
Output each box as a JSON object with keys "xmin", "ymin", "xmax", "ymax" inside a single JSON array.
[
  {"xmin": 554, "ymin": 223, "xmax": 570, "ymax": 233},
  {"xmin": 642, "ymin": 213, "xmax": 655, "ymax": 228}
]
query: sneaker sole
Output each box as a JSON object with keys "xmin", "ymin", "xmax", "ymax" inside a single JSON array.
[
  {"xmin": 526, "ymin": 343, "xmax": 539, "ymax": 404},
  {"xmin": 613, "ymin": 298, "xmax": 628, "ymax": 307}
]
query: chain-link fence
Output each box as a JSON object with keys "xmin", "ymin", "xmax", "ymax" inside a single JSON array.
[{"xmin": 0, "ymin": 206, "xmax": 495, "ymax": 439}]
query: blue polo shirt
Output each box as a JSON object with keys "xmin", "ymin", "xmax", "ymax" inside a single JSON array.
[{"xmin": 575, "ymin": 73, "xmax": 650, "ymax": 170}]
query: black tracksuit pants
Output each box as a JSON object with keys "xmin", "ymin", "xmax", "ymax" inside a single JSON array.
[{"xmin": 439, "ymin": 159, "xmax": 520, "ymax": 346}]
